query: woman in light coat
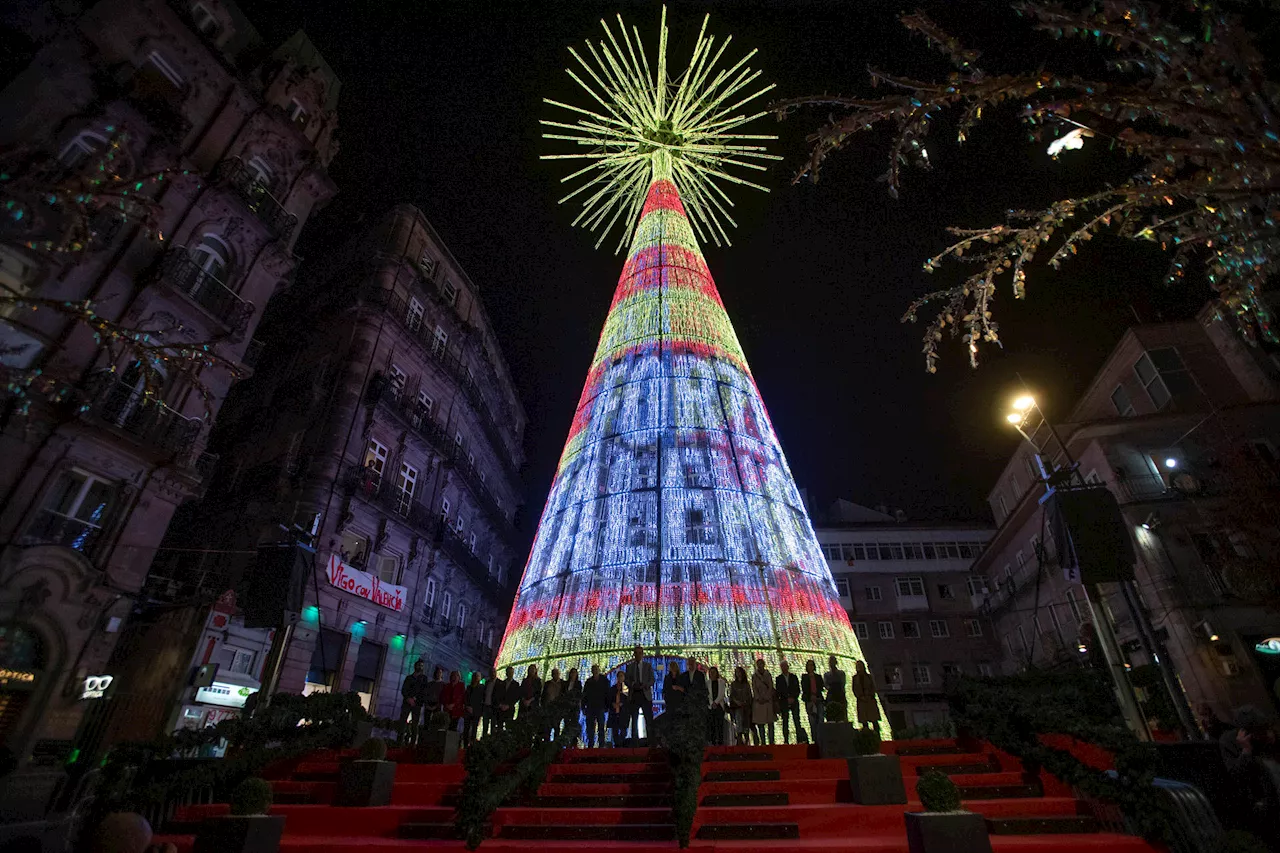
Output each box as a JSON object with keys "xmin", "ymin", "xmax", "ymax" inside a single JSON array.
[
  {"xmin": 707, "ymin": 665, "xmax": 730, "ymax": 745},
  {"xmin": 751, "ymin": 658, "xmax": 776, "ymax": 746}
]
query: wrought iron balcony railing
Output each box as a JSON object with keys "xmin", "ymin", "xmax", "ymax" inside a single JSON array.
[
  {"xmin": 156, "ymin": 250, "xmax": 253, "ymax": 333},
  {"xmin": 215, "ymin": 157, "xmax": 298, "ymax": 242},
  {"xmin": 85, "ymin": 376, "xmax": 203, "ymax": 460},
  {"xmin": 435, "ymin": 521, "xmax": 506, "ymax": 602}
]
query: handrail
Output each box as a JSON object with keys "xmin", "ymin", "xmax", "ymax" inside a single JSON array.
[
  {"xmin": 156, "ymin": 249, "xmax": 253, "ymax": 334},
  {"xmin": 215, "ymin": 157, "xmax": 298, "ymax": 242}
]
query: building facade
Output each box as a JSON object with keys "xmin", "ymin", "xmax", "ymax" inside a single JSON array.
[
  {"xmin": 975, "ymin": 308, "xmax": 1280, "ymax": 730},
  {"xmin": 815, "ymin": 500, "xmax": 998, "ymax": 734},
  {"xmin": 143, "ymin": 203, "xmax": 526, "ymax": 734},
  {"xmin": 0, "ymin": 0, "xmax": 339, "ymax": 789}
]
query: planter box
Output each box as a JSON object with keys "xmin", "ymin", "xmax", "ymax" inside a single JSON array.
[
  {"xmin": 817, "ymin": 721, "xmax": 856, "ymax": 758},
  {"xmin": 335, "ymin": 760, "xmax": 397, "ymax": 807},
  {"xmin": 904, "ymin": 810, "xmax": 992, "ymax": 853},
  {"xmin": 847, "ymin": 754, "xmax": 907, "ymax": 805},
  {"xmin": 194, "ymin": 814, "xmax": 285, "ymax": 853},
  {"xmin": 417, "ymin": 729, "xmax": 461, "ymax": 764}
]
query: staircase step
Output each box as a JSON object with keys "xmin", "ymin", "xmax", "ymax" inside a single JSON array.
[
  {"xmin": 960, "ymin": 783, "xmax": 1043, "ymax": 800},
  {"xmin": 701, "ymin": 792, "xmax": 789, "ymax": 806},
  {"xmin": 895, "ymin": 745, "xmax": 966, "ymax": 756},
  {"xmin": 499, "ymin": 823, "xmax": 676, "ymax": 841},
  {"xmin": 988, "ymin": 816, "xmax": 1100, "ymax": 835},
  {"xmin": 399, "ymin": 822, "xmax": 463, "ymax": 840},
  {"xmin": 567, "ymin": 752, "xmax": 664, "ymax": 764},
  {"xmin": 553, "ymin": 772, "xmax": 670, "ymax": 784},
  {"xmin": 703, "ymin": 769, "xmax": 781, "ymax": 783},
  {"xmin": 696, "ymin": 823, "xmax": 800, "ymax": 840},
  {"xmin": 270, "ymin": 791, "xmax": 316, "ymax": 805},
  {"xmin": 915, "ymin": 761, "xmax": 999, "ymax": 776},
  {"xmin": 530, "ymin": 794, "xmax": 673, "ymax": 808},
  {"xmin": 706, "ymin": 751, "xmax": 773, "ymax": 762}
]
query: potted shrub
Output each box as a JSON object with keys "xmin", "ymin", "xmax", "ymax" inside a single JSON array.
[
  {"xmin": 194, "ymin": 777, "xmax": 285, "ymax": 853},
  {"xmin": 904, "ymin": 770, "xmax": 991, "ymax": 853},
  {"xmin": 417, "ymin": 710, "xmax": 461, "ymax": 764},
  {"xmin": 846, "ymin": 728, "xmax": 906, "ymax": 805},
  {"xmin": 817, "ymin": 696, "xmax": 856, "ymax": 758},
  {"xmin": 336, "ymin": 737, "xmax": 397, "ymax": 807}
]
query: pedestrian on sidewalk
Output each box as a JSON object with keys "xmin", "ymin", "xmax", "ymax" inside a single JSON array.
[
  {"xmin": 463, "ymin": 670, "xmax": 485, "ymax": 742},
  {"xmin": 775, "ymin": 659, "xmax": 806, "ymax": 744},
  {"xmin": 801, "ymin": 659, "xmax": 825, "ymax": 742},
  {"xmin": 729, "ymin": 666, "xmax": 753, "ymax": 745},
  {"xmin": 852, "ymin": 660, "xmax": 881, "ymax": 735},
  {"xmin": 583, "ymin": 664, "xmax": 611, "ymax": 747},
  {"xmin": 751, "ymin": 658, "xmax": 776, "ymax": 746}
]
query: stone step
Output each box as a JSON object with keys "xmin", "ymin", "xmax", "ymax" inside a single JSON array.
[
  {"xmin": 915, "ymin": 761, "xmax": 1000, "ymax": 776},
  {"xmin": 696, "ymin": 823, "xmax": 800, "ymax": 840},
  {"xmin": 706, "ymin": 751, "xmax": 773, "ymax": 762},
  {"xmin": 701, "ymin": 792, "xmax": 789, "ymax": 806},
  {"xmin": 959, "ymin": 783, "xmax": 1043, "ymax": 800},
  {"xmin": 530, "ymin": 794, "xmax": 673, "ymax": 808},
  {"xmin": 555, "ymin": 772, "xmax": 671, "ymax": 784},
  {"xmin": 703, "ymin": 769, "xmax": 781, "ymax": 783},
  {"xmin": 987, "ymin": 816, "xmax": 1100, "ymax": 835},
  {"xmin": 895, "ymin": 745, "xmax": 966, "ymax": 756},
  {"xmin": 499, "ymin": 823, "xmax": 676, "ymax": 841},
  {"xmin": 566, "ymin": 753, "xmax": 663, "ymax": 763},
  {"xmin": 399, "ymin": 822, "xmax": 463, "ymax": 840}
]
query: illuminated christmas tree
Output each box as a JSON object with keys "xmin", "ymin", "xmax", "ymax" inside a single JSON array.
[{"xmin": 497, "ymin": 9, "xmax": 872, "ymax": 695}]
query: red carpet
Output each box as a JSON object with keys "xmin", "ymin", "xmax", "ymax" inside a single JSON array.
[{"xmin": 153, "ymin": 738, "xmax": 1163, "ymax": 851}]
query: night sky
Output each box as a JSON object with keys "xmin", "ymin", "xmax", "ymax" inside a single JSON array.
[{"xmin": 252, "ymin": 1, "xmax": 1212, "ymax": 536}]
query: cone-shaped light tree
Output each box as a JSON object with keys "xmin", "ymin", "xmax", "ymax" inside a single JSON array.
[{"xmin": 497, "ymin": 9, "xmax": 874, "ymax": 710}]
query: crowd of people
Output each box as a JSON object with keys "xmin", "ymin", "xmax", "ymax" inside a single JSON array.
[{"xmin": 398, "ymin": 646, "xmax": 884, "ymax": 747}]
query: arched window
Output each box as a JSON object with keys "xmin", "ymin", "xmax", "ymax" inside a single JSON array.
[
  {"xmin": 457, "ymin": 603, "xmax": 467, "ymax": 630},
  {"xmin": 190, "ymin": 2, "xmax": 220, "ymax": 37},
  {"xmin": 190, "ymin": 233, "xmax": 232, "ymax": 283},
  {"xmin": 247, "ymin": 155, "xmax": 274, "ymax": 191},
  {"xmin": 59, "ymin": 130, "xmax": 109, "ymax": 168}
]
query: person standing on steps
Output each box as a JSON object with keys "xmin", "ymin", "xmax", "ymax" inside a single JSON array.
[
  {"xmin": 801, "ymin": 658, "xmax": 825, "ymax": 743},
  {"xmin": 442, "ymin": 670, "xmax": 466, "ymax": 732},
  {"xmin": 729, "ymin": 666, "xmax": 753, "ymax": 745},
  {"xmin": 707, "ymin": 665, "xmax": 730, "ymax": 745},
  {"xmin": 751, "ymin": 658, "xmax": 777, "ymax": 746},
  {"xmin": 687, "ymin": 655, "xmax": 709, "ymax": 708},
  {"xmin": 583, "ymin": 664, "xmax": 611, "ymax": 748},
  {"xmin": 482, "ymin": 667, "xmax": 499, "ymax": 737},
  {"xmin": 543, "ymin": 667, "xmax": 564, "ymax": 738},
  {"xmin": 624, "ymin": 645, "xmax": 656, "ymax": 742},
  {"xmin": 824, "ymin": 655, "xmax": 847, "ymax": 721},
  {"xmin": 775, "ymin": 659, "xmax": 806, "ymax": 744},
  {"xmin": 422, "ymin": 665, "xmax": 446, "ymax": 727},
  {"xmin": 563, "ymin": 667, "xmax": 583, "ymax": 743},
  {"xmin": 400, "ymin": 659, "xmax": 429, "ymax": 745},
  {"xmin": 496, "ymin": 665, "xmax": 519, "ymax": 732},
  {"xmin": 852, "ymin": 660, "xmax": 881, "ymax": 735},
  {"xmin": 520, "ymin": 663, "xmax": 544, "ymax": 720},
  {"xmin": 463, "ymin": 670, "xmax": 486, "ymax": 742},
  {"xmin": 608, "ymin": 675, "xmax": 630, "ymax": 747}
]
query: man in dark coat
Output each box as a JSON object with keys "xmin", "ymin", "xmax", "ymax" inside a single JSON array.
[
  {"xmin": 687, "ymin": 655, "xmax": 709, "ymax": 706},
  {"xmin": 520, "ymin": 663, "xmax": 544, "ymax": 717},
  {"xmin": 624, "ymin": 645, "xmax": 656, "ymax": 741},
  {"xmin": 582, "ymin": 663, "xmax": 612, "ymax": 748},
  {"xmin": 495, "ymin": 665, "xmax": 519, "ymax": 732},
  {"xmin": 400, "ymin": 659, "xmax": 429, "ymax": 743},
  {"xmin": 775, "ymin": 659, "xmax": 806, "ymax": 744}
]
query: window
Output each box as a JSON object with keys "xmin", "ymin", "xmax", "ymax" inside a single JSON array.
[
  {"xmin": 865, "ymin": 586, "xmax": 882, "ymax": 602},
  {"xmin": 377, "ymin": 555, "xmax": 399, "ymax": 584},
  {"xmin": 853, "ymin": 621, "xmax": 869, "ymax": 640},
  {"xmin": 1049, "ymin": 604, "xmax": 1062, "ymax": 631},
  {"xmin": 468, "ymin": 452, "xmax": 475, "ymax": 468},
  {"xmin": 487, "ymin": 627, "xmax": 495, "ymax": 648},
  {"xmin": 394, "ymin": 462, "xmax": 417, "ymax": 515},
  {"xmin": 884, "ymin": 665, "xmax": 903, "ymax": 688},
  {"xmin": 977, "ymin": 663, "xmax": 994, "ymax": 677},
  {"xmin": 247, "ymin": 155, "xmax": 274, "ymax": 190},
  {"xmin": 912, "ymin": 664, "xmax": 931, "ymax": 686},
  {"xmin": 966, "ymin": 576, "xmax": 988, "ymax": 596},
  {"xmin": 351, "ymin": 640, "xmax": 384, "ymax": 712},
  {"xmin": 442, "ymin": 279, "xmax": 458, "ymax": 305},
  {"xmin": 440, "ymin": 496, "xmax": 451, "ymax": 519},
  {"xmin": 454, "ymin": 430, "xmax": 464, "ymax": 449},
  {"xmin": 442, "ymin": 591, "xmax": 453, "ymax": 621},
  {"xmin": 894, "ymin": 576, "xmax": 925, "ymax": 597},
  {"xmin": 878, "ymin": 621, "xmax": 895, "ymax": 639},
  {"xmin": 432, "ymin": 325, "xmax": 448, "ymax": 355},
  {"xmin": 1066, "ymin": 588, "xmax": 1083, "ymax": 623},
  {"xmin": 1015, "ymin": 550, "xmax": 1026, "ymax": 570},
  {"xmin": 457, "ymin": 603, "xmax": 467, "ymax": 629},
  {"xmin": 929, "ymin": 619, "xmax": 950, "ymax": 638},
  {"xmin": 191, "ymin": 233, "xmax": 232, "ymax": 284},
  {"xmin": 942, "ymin": 663, "xmax": 961, "ymax": 681},
  {"xmin": 229, "ymin": 649, "xmax": 255, "ymax": 675},
  {"xmin": 363, "ymin": 439, "xmax": 388, "ymax": 487},
  {"xmin": 288, "ymin": 99, "xmax": 309, "ymax": 128},
  {"xmin": 488, "ymin": 553, "xmax": 495, "ymax": 576},
  {"xmin": 835, "ymin": 577, "xmax": 851, "ymax": 598},
  {"xmin": 415, "ymin": 389, "xmax": 434, "ymax": 422},
  {"xmin": 937, "ymin": 583, "xmax": 955, "ymax": 600},
  {"xmin": 58, "ymin": 130, "xmax": 109, "ymax": 168},
  {"xmin": 340, "ymin": 530, "xmax": 369, "ymax": 567},
  {"xmin": 419, "ymin": 251, "xmax": 437, "ymax": 277},
  {"xmin": 965, "ymin": 618, "xmax": 983, "ymax": 638},
  {"xmin": 1033, "ymin": 615, "xmax": 1044, "ymax": 634},
  {"xmin": 147, "ymin": 50, "xmax": 185, "ymax": 88},
  {"xmin": 190, "ymin": 2, "xmax": 219, "ymax": 36},
  {"xmin": 902, "ymin": 620, "xmax": 921, "ymax": 639},
  {"xmin": 389, "ymin": 364, "xmax": 406, "ymax": 396},
  {"xmin": 424, "ymin": 578, "xmax": 437, "ymax": 613},
  {"xmin": 1134, "ymin": 347, "xmax": 1194, "ymax": 410},
  {"xmin": 406, "ymin": 297, "xmax": 424, "ymax": 331},
  {"xmin": 1111, "ymin": 384, "xmax": 1135, "ymax": 417},
  {"xmin": 305, "ymin": 628, "xmax": 345, "ymax": 695},
  {"xmin": 1017, "ymin": 624, "xmax": 1029, "ymax": 653},
  {"xmin": 851, "ymin": 544, "xmax": 867, "ymax": 561},
  {"xmin": 997, "ymin": 494, "xmax": 1009, "ymax": 520},
  {"xmin": 1010, "ymin": 474, "xmax": 1022, "ymax": 498},
  {"xmin": 27, "ymin": 469, "xmax": 118, "ymax": 555},
  {"xmin": 456, "ymin": 513, "xmax": 466, "ymax": 534},
  {"xmin": 468, "ymin": 531, "xmax": 477, "ymax": 552}
]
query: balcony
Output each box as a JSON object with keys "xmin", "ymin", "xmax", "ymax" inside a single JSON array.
[
  {"xmin": 154, "ymin": 250, "xmax": 253, "ymax": 334},
  {"xmin": 365, "ymin": 287, "xmax": 519, "ymax": 482},
  {"xmin": 896, "ymin": 594, "xmax": 930, "ymax": 612},
  {"xmin": 435, "ymin": 521, "xmax": 507, "ymax": 603},
  {"xmin": 216, "ymin": 157, "xmax": 298, "ymax": 242},
  {"xmin": 342, "ymin": 463, "xmax": 439, "ymax": 535},
  {"xmin": 23, "ymin": 510, "xmax": 112, "ymax": 563},
  {"xmin": 84, "ymin": 376, "xmax": 203, "ymax": 462}
]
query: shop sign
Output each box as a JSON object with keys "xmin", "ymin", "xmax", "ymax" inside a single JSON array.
[
  {"xmin": 194, "ymin": 681, "xmax": 259, "ymax": 709},
  {"xmin": 326, "ymin": 555, "xmax": 406, "ymax": 612},
  {"xmin": 81, "ymin": 675, "xmax": 113, "ymax": 699},
  {"xmin": 1255, "ymin": 637, "xmax": 1280, "ymax": 655},
  {"xmin": 0, "ymin": 668, "xmax": 37, "ymax": 688}
]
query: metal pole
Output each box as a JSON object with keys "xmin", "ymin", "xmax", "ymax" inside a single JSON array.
[
  {"xmin": 259, "ymin": 621, "xmax": 295, "ymax": 707},
  {"xmin": 1083, "ymin": 585, "xmax": 1150, "ymax": 741},
  {"xmin": 1118, "ymin": 578, "xmax": 1199, "ymax": 736}
]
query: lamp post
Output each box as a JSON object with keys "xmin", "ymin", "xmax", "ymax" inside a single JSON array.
[{"xmin": 1003, "ymin": 393, "xmax": 1152, "ymax": 740}]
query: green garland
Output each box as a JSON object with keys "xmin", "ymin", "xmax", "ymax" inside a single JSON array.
[
  {"xmin": 949, "ymin": 671, "xmax": 1174, "ymax": 840},
  {"xmin": 665, "ymin": 699, "xmax": 709, "ymax": 848},
  {"xmin": 454, "ymin": 696, "xmax": 582, "ymax": 849}
]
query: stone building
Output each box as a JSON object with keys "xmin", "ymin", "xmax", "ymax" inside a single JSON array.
[
  {"xmin": 815, "ymin": 500, "xmax": 998, "ymax": 734},
  {"xmin": 146, "ymin": 203, "xmax": 526, "ymax": 732},
  {"xmin": 975, "ymin": 307, "xmax": 1280, "ymax": 729},
  {"xmin": 0, "ymin": 0, "xmax": 339, "ymax": 789}
]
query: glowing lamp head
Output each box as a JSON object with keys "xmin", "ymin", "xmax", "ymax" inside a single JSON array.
[
  {"xmin": 1012, "ymin": 396, "xmax": 1036, "ymax": 412},
  {"xmin": 1006, "ymin": 412, "xmax": 1023, "ymax": 425},
  {"xmin": 1164, "ymin": 457, "xmax": 1178, "ymax": 469}
]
